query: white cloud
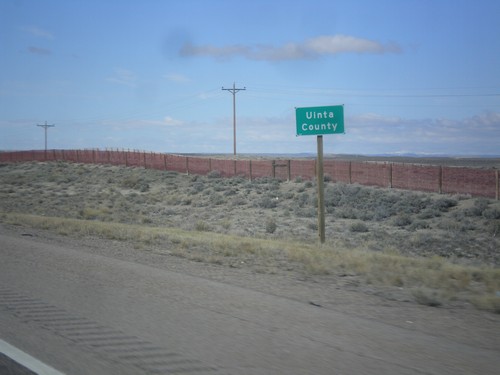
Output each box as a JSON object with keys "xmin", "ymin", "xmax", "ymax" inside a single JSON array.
[
  {"xmin": 100, "ymin": 116, "xmax": 185, "ymax": 130},
  {"xmin": 27, "ymin": 46, "xmax": 51, "ymax": 56},
  {"xmin": 22, "ymin": 26, "xmax": 54, "ymax": 39},
  {"xmin": 305, "ymin": 35, "xmax": 400, "ymax": 55},
  {"xmin": 3, "ymin": 111, "xmax": 497, "ymax": 155},
  {"xmin": 163, "ymin": 73, "xmax": 191, "ymax": 83},
  {"xmin": 163, "ymin": 116, "xmax": 184, "ymax": 126},
  {"xmin": 343, "ymin": 111, "xmax": 500, "ymax": 154},
  {"xmin": 180, "ymin": 34, "xmax": 401, "ymax": 61},
  {"xmin": 106, "ymin": 68, "xmax": 136, "ymax": 87},
  {"xmin": 464, "ymin": 112, "xmax": 500, "ymax": 130}
]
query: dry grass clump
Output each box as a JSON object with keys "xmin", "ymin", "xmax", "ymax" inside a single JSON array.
[{"xmin": 1, "ymin": 161, "xmax": 500, "ymax": 312}]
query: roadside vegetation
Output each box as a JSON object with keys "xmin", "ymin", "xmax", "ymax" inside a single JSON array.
[{"xmin": 1, "ymin": 161, "xmax": 499, "ymax": 313}]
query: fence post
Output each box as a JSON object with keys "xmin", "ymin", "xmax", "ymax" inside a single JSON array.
[
  {"xmin": 163, "ymin": 154, "xmax": 167, "ymax": 171},
  {"xmin": 438, "ymin": 166, "xmax": 443, "ymax": 194},
  {"xmin": 388, "ymin": 163, "xmax": 393, "ymax": 188},
  {"xmin": 287, "ymin": 160, "xmax": 291, "ymax": 182},
  {"xmin": 496, "ymin": 169, "xmax": 499, "ymax": 201},
  {"xmin": 186, "ymin": 157, "xmax": 189, "ymax": 175},
  {"xmin": 249, "ymin": 160, "xmax": 252, "ymax": 181},
  {"xmin": 348, "ymin": 161, "xmax": 352, "ymax": 184}
]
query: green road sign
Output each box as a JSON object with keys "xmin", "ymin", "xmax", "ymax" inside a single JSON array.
[{"xmin": 296, "ymin": 105, "xmax": 344, "ymax": 136}]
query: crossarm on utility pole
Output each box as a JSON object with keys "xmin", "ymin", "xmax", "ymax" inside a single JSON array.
[{"xmin": 37, "ymin": 121, "xmax": 55, "ymax": 151}]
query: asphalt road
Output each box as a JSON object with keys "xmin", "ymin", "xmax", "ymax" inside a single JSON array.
[{"xmin": 0, "ymin": 232, "xmax": 499, "ymax": 375}]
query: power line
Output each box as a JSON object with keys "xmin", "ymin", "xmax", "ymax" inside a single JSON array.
[
  {"xmin": 37, "ymin": 121, "xmax": 55, "ymax": 151},
  {"xmin": 246, "ymin": 84, "xmax": 500, "ymax": 98},
  {"xmin": 222, "ymin": 82, "xmax": 246, "ymax": 156}
]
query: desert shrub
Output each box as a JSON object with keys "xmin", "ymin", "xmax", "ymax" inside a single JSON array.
[
  {"xmin": 121, "ymin": 175, "xmax": 139, "ymax": 188},
  {"xmin": 393, "ymin": 214, "xmax": 413, "ymax": 227},
  {"xmin": 470, "ymin": 295, "xmax": 500, "ymax": 314},
  {"xmin": 213, "ymin": 181, "xmax": 227, "ymax": 192},
  {"xmin": 436, "ymin": 218, "xmax": 460, "ymax": 232},
  {"xmin": 296, "ymin": 192, "xmax": 310, "ymax": 207},
  {"xmin": 308, "ymin": 222, "xmax": 318, "ymax": 231},
  {"xmin": 411, "ymin": 288, "xmax": 444, "ymax": 307},
  {"xmin": 483, "ymin": 208, "xmax": 500, "ymax": 220},
  {"xmin": 350, "ymin": 221, "xmax": 369, "ymax": 233},
  {"xmin": 311, "ymin": 196, "xmax": 318, "ymax": 208},
  {"xmin": 209, "ymin": 193, "xmax": 225, "ymax": 205},
  {"xmin": 253, "ymin": 176, "xmax": 278, "ymax": 185},
  {"xmin": 141, "ymin": 217, "xmax": 153, "ymax": 224},
  {"xmin": 294, "ymin": 207, "xmax": 316, "ymax": 218},
  {"xmin": 220, "ymin": 219, "xmax": 231, "ymax": 230},
  {"xmin": 181, "ymin": 197, "xmax": 192, "ymax": 205},
  {"xmin": 223, "ymin": 188, "xmax": 238, "ymax": 197},
  {"xmin": 265, "ymin": 218, "xmax": 277, "ymax": 233},
  {"xmin": 474, "ymin": 198, "xmax": 490, "ymax": 212},
  {"xmin": 336, "ymin": 207, "xmax": 358, "ymax": 219},
  {"xmin": 325, "ymin": 206, "xmax": 335, "ymax": 214},
  {"xmin": 357, "ymin": 210, "xmax": 375, "ymax": 221},
  {"xmin": 191, "ymin": 181, "xmax": 205, "ymax": 193},
  {"xmin": 395, "ymin": 194, "xmax": 430, "ymax": 215},
  {"xmin": 231, "ymin": 196, "xmax": 246, "ymax": 206},
  {"xmin": 373, "ymin": 206, "xmax": 391, "ymax": 221},
  {"xmin": 304, "ymin": 181, "xmax": 313, "ymax": 188},
  {"xmin": 79, "ymin": 206, "xmax": 110, "ymax": 220},
  {"xmin": 409, "ymin": 220, "xmax": 430, "ymax": 231},
  {"xmin": 207, "ymin": 170, "xmax": 221, "ymax": 178},
  {"xmin": 324, "ymin": 186, "xmax": 340, "ymax": 207},
  {"xmin": 230, "ymin": 176, "xmax": 246, "ymax": 185},
  {"xmin": 296, "ymin": 185, "xmax": 306, "ymax": 193},
  {"xmin": 437, "ymin": 218, "xmax": 475, "ymax": 232},
  {"xmin": 268, "ymin": 179, "xmax": 281, "ymax": 191},
  {"xmin": 258, "ymin": 196, "xmax": 278, "ymax": 209},
  {"xmin": 433, "ymin": 197, "xmax": 458, "ymax": 212},
  {"xmin": 487, "ymin": 221, "xmax": 500, "ymax": 237},
  {"xmin": 451, "ymin": 209, "xmax": 467, "ymax": 221},
  {"xmin": 121, "ymin": 174, "xmax": 149, "ymax": 192},
  {"xmin": 195, "ymin": 220, "xmax": 210, "ymax": 231},
  {"xmin": 464, "ymin": 207, "xmax": 483, "ymax": 217},
  {"xmin": 418, "ymin": 208, "xmax": 441, "ymax": 219},
  {"xmin": 294, "ymin": 176, "xmax": 303, "ymax": 183}
]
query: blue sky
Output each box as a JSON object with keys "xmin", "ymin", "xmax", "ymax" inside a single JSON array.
[{"xmin": 1, "ymin": 0, "xmax": 499, "ymax": 155}]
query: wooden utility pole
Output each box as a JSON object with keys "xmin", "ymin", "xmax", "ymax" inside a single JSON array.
[
  {"xmin": 222, "ymin": 82, "xmax": 245, "ymax": 156},
  {"xmin": 37, "ymin": 121, "xmax": 55, "ymax": 151}
]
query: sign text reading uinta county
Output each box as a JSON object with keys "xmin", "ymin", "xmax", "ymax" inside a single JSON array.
[{"xmin": 296, "ymin": 105, "xmax": 344, "ymax": 136}]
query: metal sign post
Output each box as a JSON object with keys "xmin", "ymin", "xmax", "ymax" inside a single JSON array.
[
  {"xmin": 296, "ymin": 105, "xmax": 344, "ymax": 244},
  {"xmin": 316, "ymin": 135, "xmax": 326, "ymax": 243}
]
